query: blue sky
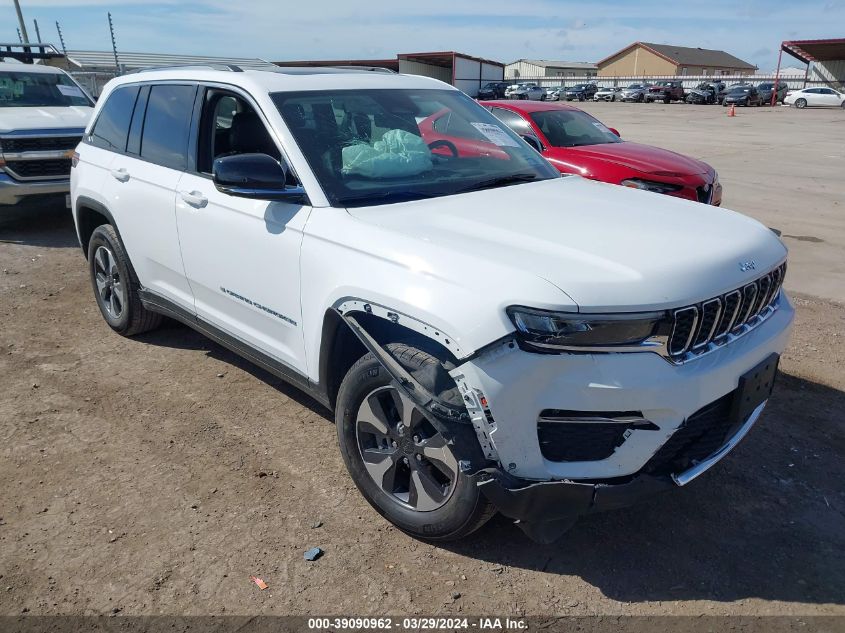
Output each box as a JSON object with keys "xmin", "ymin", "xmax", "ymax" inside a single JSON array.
[{"xmin": 2, "ymin": 0, "xmax": 843, "ymax": 71}]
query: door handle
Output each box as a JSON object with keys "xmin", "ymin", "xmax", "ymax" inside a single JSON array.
[
  {"xmin": 110, "ymin": 168, "xmax": 130, "ymax": 182},
  {"xmin": 179, "ymin": 190, "xmax": 208, "ymax": 208}
]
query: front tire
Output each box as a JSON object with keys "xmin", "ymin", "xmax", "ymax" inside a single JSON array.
[
  {"xmin": 88, "ymin": 225, "xmax": 163, "ymax": 336},
  {"xmin": 335, "ymin": 344, "xmax": 495, "ymax": 541}
]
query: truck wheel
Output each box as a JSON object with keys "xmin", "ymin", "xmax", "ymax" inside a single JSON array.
[
  {"xmin": 335, "ymin": 343, "xmax": 495, "ymax": 540},
  {"xmin": 88, "ymin": 225, "xmax": 163, "ymax": 336}
]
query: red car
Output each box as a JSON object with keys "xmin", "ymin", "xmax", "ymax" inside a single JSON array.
[{"xmin": 473, "ymin": 100, "xmax": 722, "ymax": 205}]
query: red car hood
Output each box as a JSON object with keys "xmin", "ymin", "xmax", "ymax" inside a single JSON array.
[{"xmin": 554, "ymin": 142, "xmax": 711, "ymax": 177}]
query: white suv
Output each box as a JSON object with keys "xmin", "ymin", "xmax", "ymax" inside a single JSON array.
[{"xmin": 71, "ymin": 65, "xmax": 793, "ymax": 543}]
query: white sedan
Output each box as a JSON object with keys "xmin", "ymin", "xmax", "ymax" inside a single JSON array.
[
  {"xmin": 784, "ymin": 87, "xmax": 845, "ymax": 108},
  {"xmin": 508, "ymin": 83, "xmax": 545, "ymax": 100}
]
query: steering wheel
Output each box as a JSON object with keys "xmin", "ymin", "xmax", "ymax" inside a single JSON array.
[{"xmin": 427, "ymin": 139, "xmax": 459, "ymax": 158}]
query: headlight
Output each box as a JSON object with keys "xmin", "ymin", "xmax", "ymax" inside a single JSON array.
[
  {"xmin": 620, "ymin": 178, "xmax": 683, "ymax": 194},
  {"xmin": 507, "ymin": 306, "xmax": 668, "ymax": 352}
]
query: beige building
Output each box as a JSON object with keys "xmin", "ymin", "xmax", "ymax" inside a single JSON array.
[
  {"xmin": 505, "ymin": 59, "xmax": 597, "ymax": 80},
  {"xmin": 597, "ymin": 42, "xmax": 756, "ymax": 77}
]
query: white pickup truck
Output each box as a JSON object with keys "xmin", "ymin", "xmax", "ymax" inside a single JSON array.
[{"xmin": 1, "ymin": 45, "xmax": 94, "ymax": 209}]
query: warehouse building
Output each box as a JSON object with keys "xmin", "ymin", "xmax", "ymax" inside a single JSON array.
[
  {"xmin": 597, "ymin": 42, "xmax": 756, "ymax": 77},
  {"xmin": 505, "ymin": 59, "xmax": 597, "ymax": 80},
  {"xmin": 274, "ymin": 51, "xmax": 504, "ymax": 97},
  {"xmin": 776, "ymin": 38, "xmax": 845, "ymax": 88}
]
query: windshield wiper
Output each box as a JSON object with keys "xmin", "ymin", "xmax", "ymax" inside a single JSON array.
[
  {"xmin": 456, "ymin": 173, "xmax": 537, "ymax": 194},
  {"xmin": 338, "ymin": 190, "xmax": 437, "ymax": 207}
]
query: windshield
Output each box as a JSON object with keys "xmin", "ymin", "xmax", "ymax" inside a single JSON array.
[
  {"xmin": 0, "ymin": 70, "xmax": 92, "ymax": 108},
  {"xmin": 570, "ymin": 84, "xmax": 588, "ymax": 90},
  {"xmin": 272, "ymin": 89, "xmax": 559, "ymax": 207},
  {"xmin": 728, "ymin": 87, "xmax": 751, "ymax": 94},
  {"xmin": 529, "ymin": 109, "xmax": 622, "ymax": 148},
  {"xmin": 758, "ymin": 83, "xmax": 772, "ymax": 90},
  {"xmin": 626, "ymin": 84, "xmax": 645, "ymax": 90}
]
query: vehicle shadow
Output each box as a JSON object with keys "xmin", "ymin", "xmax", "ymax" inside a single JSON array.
[
  {"xmin": 443, "ymin": 372, "xmax": 845, "ymax": 606},
  {"xmin": 135, "ymin": 322, "xmax": 845, "ymax": 607},
  {"xmin": 134, "ymin": 319, "xmax": 333, "ymax": 420},
  {"xmin": 0, "ymin": 203, "xmax": 80, "ymax": 249}
]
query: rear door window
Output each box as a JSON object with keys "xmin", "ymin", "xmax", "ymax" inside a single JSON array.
[
  {"xmin": 140, "ymin": 84, "xmax": 196, "ymax": 171},
  {"xmin": 88, "ymin": 85, "xmax": 140, "ymax": 152}
]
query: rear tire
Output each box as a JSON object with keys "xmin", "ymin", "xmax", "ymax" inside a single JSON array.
[
  {"xmin": 88, "ymin": 225, "xmax": 163, "ymax": 336},
  {"xmin": 796, "ymin": 98, "xmax": 807, "ymax": 109},
  {"xmin": 335, "ymin": 343, "xmax": 495, "ymax": 541}
]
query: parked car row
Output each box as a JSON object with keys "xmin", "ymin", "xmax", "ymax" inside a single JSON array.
[{"xmin": 480, "ymin": 79, "xmax": 844, "ymax": 109}]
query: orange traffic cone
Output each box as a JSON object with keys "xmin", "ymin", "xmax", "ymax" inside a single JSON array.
[{"xmin": 728, "ymin": 103, "xmax": 736, "ymax": 117}]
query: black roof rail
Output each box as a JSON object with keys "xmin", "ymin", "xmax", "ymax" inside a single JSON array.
[
  {"xmin": 0, "ymin": 42, "xmax": 65, "ymax": 64},
  {"xmin": 324, "ymin": 66, "xmax": 397, "ymax": 74},
  {"xmin": 127, "ymin": 63, "xmax": 244, "ymax": 74},
  {"xmin": 269, "ymin": 66, "xmax": 398, "ymax": 75}
]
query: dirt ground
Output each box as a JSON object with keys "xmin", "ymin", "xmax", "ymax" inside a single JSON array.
[{"xmin": 1, "ymin": 103, "xmax": 845, "ymax": 619}]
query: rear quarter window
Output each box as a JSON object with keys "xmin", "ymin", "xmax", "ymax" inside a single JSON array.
[{"xmin": 88, "ymin": 85, "xmax": 140, "ymax": 152}]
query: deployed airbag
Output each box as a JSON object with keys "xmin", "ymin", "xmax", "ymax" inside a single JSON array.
[{"xmin": 342, "ymin": 129, "xmax": 433, "ymax": 178}]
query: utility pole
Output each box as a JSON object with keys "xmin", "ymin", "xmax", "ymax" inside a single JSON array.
[
  {"xmin": 107, "ymin": 12, "xmax": 120, "ymax": 73},
  {"xmin": 56, "ymin": 21, "xmax": 67, "ymax": 55},
  {"xmin": 13, "ymin": 0, "xmax": 31, "ymax": 44},
  {"xmin": 33, "ymin": 18, "xmax": 42, "ymax": 44}
]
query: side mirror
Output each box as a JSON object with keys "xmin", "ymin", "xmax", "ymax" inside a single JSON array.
[
  {"xmin": 213, "ymin": 153, "xmax": 306, "ymax": 202},
  {"xmin": 520, "ymin": 134, "xmax": 544, "ymax": 153},
  {"xmin": 608, "ymin": 127, "xmax": 621, "ymax": 137}
]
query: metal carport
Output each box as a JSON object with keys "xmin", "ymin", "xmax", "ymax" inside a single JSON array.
[{"xmin": 773, "ymin": 38, "xmax": 845, "ymax": 103}]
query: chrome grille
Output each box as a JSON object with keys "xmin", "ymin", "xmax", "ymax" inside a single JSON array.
[
  {"xmin": 5, "ymin": 159, "xmax": 72, "ymax": 179},
  {"xmin": 668, "ymin": 263, "xmax": 786, "ymax": 361},
  {"xmin": 669, "ymin": 307, "xmax": 698, "ymax": 355},
  {"xmin": 714, "ymin": 290, "xmax": 742, "ymax": 338},
  {"xmin": 693, "ymin": 298, "xmax": 722, "ymax": 349},
  {"xmin": 0, "ymin": 135, "xmax": 81, "ymax": 153}
]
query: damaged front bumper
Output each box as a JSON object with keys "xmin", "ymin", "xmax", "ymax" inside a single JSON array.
[{"xmin": 472, "ymin": 399, "xmax": 767, "ymax": 542}]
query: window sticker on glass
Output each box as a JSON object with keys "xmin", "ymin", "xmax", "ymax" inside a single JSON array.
[
  {"xmin": 57, "ymin": 84, "xmax": 85, "ymax": 98},
  {"xmin": 470, "ymin": 122, "xmax": 520, "ymax": 147}
]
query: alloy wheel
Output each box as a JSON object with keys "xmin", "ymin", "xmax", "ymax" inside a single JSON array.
[
  {"xmin": 355, "ymin": 385, "xmax": 458, "ymax": 512},
  {"xmin": 93, "ymin": 245, "xmax": 125, "ymax": 319}
]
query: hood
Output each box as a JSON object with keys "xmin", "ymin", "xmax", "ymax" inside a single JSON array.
[
  {"xmin": 347, "ymin": 177, "xmax": 787, "ymax": 312},
  {"xmin": 554, "ymin": 141, "xmax": 710, "ymax": 177},
  {"xmin": 0, "ymin": 106, "xmax": 93, "ymax": 134}
]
